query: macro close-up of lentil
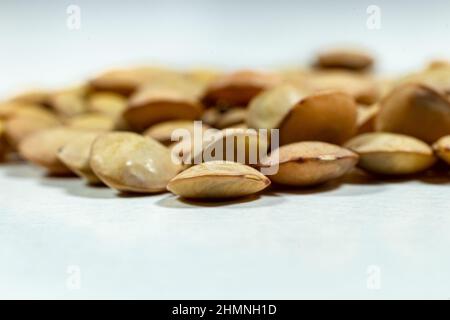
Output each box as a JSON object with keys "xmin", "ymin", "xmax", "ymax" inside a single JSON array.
[
  {"xmin": 2, "ymin": 51, "xmax": 449, "ymax": 199},
  {"xmin": 1, "ymin": 0, "xmax": 449, "ymax": 304}
]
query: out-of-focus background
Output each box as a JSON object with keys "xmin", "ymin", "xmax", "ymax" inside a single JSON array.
[{"xmin": 1, "ymin": 0, "xmax": 450, "ymax": 97}]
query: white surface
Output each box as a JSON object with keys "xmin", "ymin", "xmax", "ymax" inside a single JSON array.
[{"xmin": 0, "ymin": 163, "xmax": 449, "ymax": 299}]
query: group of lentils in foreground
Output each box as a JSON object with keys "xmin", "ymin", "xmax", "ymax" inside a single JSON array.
[{"xmin": 0, "ymin": 48, "xmax": 449, "ymax": 201}]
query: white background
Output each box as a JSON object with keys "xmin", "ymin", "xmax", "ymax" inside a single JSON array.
[
  {"xmin": 1, "ymin": 0, "xmax": 450, "ymax": 299},
  {"xmin": 1, "ymin": 0, "xmax": 450, "ymax": 96}
]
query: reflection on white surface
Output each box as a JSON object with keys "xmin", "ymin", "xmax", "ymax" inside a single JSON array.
[{"xmin": 0, "ymin": 163, "xmax": 449, "ymax": 299}]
